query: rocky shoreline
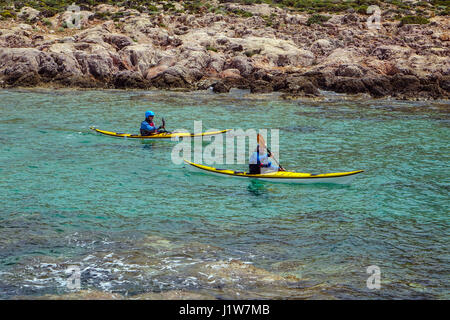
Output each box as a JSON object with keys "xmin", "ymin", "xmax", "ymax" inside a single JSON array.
[{"xmin": 0, "ymin": 2, "xmax": 449, "ymax": 100}]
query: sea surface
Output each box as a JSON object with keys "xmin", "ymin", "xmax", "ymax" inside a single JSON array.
[{"xmin": 0, "ymin": 88, "xmax": 448, "ymax": 299}]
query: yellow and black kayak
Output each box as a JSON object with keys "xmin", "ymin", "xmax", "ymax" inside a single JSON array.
[
  {"xmin": 90, "ymin": 127, "xmax": 230, "ymax": 139},
  {"xmin": 184, "ymin": 160, "xmax": 364, "ymax": 184}
]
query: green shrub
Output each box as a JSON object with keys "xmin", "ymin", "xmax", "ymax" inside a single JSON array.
[
  {"xmin": 229, "ymin": 8, "xmax": 253, "ymax": 17},
  {"xmin": 94, "ymin": 11, "xmax": 110, "ymax": 20},
  {"xmin": 0, "ymin": 1, "xmax": 446, "ymax": 20},
  {"xmin": 148, "ymin": 4, "xmax": 158, "ymax": 13},
  {"xmin": 41, "ymin": 7, "xmax": 59, "ymax": 18},
  {"xmin": 244, "ymin": 48, "xmax": 261, "ymax": 57},
  {"xmin": 355, "ymin": 5, "xmax": 369, "ymax": 15},
  {"xmin": 242, "ymin": 0, "xmax": 263, "ymax": 4},
  {"xmin": 42, "ymin": 18, "xmax": 52, "ymax": 26},
  {"xmin": 399, "ymin": 15, "xmax": 430, "ymax": 25},
  {"xmin": 306, "ymin": 14, "xmax": 331, "ymax": 26},
  {"xmin": 0, "ymin": 9, "xmax": 15, "ymax": 19},
  {"xmin": 112, "ymin": 12, "xmax": 125, "ymax": 19},
  {"xmin": 262, "ymin": 15, "xmax": 273, "ymax": 27},
  {"xmin": 163, "ymin": 3, "xmax": 175, "ymax": 11},
  {"xmin": 184, "ymin": 0, "xmax": 207, "ymax": 13}
]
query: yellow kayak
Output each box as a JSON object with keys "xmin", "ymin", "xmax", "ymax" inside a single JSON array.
[
  {"xmin": 184, "ymin": 160, "xmax": 364, "ymax": 184},
  {"xmin": 90, "ymin": 127, "xmax": 230, "ymax": 139}
]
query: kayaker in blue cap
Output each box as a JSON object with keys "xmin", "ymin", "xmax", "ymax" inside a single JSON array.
[{"xmin": 140, "ymin": 110, "xmax": 165, "ymax": 135}]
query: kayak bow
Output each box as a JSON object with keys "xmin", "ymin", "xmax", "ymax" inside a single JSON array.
[
  {"xmin": 184, "ymin": 160, "xmax": 363, "ymax": 185},
  {"xmin": 90, "ymin": 127, "xmax": 230, "ymax": 139}
]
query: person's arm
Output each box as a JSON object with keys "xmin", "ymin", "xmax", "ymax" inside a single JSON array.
[
  {"xmin": 141, "ymin": 121, "xmax": 159, "ymax": 133},
  {"xmin": 258, "ymin": 152, "xmax": 271, "ymax": 165}
]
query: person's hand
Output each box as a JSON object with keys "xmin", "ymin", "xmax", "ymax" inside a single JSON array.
[{"xmin": 279, "ymin": 166, "xmax": 286, "ymax": 171}]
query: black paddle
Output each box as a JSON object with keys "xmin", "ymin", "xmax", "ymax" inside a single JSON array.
[{"xmin": 160, "ymin": 117, "xmax": 171, "ymax": 133}]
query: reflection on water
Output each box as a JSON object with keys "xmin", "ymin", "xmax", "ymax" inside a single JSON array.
[{"xmin": 247, "ymin": 180, "xmax": 267, "ymax": 196}]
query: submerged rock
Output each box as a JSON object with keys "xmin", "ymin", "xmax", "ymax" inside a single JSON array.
[
  {"xmin": 194, "ymin": 259, "xmax": 300, "ymax": 284},
  {"xmin": 131, "ymin": 290, "xmax": 216, "ymax": 300},
  {"xmin": 19, "ymin": 290, "xmax": 123, "ymax": 300}
]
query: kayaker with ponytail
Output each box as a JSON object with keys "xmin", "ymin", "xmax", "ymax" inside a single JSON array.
[
  {"xmin": 249, "ymin": 144, "xmax": 285, "ymax": 174},
  {"xmin": 140, "ymin": 110, "xmax": 165, "ymax": 135}
]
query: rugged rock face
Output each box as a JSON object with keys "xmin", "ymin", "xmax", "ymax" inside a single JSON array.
[
  {"xmin": 18, "ymin": 7, "xmax": 41, "ymax": 23},
  {"xmin": 0, "ymin": 5, "xmax": 448, "ymax": 100}
]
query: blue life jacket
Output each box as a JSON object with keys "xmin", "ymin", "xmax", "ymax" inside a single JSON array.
[{"xmin": 140, "ymin": 120, "xmax": 159, "ymax": 135}]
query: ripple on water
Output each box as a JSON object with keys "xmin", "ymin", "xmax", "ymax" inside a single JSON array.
[{"xmin": 0, "ymin": 89, "xmax": 448, "ymax": 299}]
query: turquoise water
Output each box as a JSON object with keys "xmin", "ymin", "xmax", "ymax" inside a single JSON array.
[{"xmin": 0, "ymin": 89, "xmax": 448, "ymax": 299}]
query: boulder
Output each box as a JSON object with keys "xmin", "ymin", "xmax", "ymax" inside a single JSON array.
[
  {"xmin": 36, "ymin": 53, "xmax": 59, "ymax": 78},
  {"xmin": 335, "ymin": 64, "xmax": 363, "ymax": 78},
  {"xmin": 231, "ymin": 36, "xmax": 315, "ymax": 67},
  {"xmin": 371, "ymin": 45, "xmax": 412, "ymax": 61},
  {"xmin": 123, "ymin": 17, "xmax": 155, "ymax": 37},
  {"xmin": 59, "ymin": 10, "xmax": 94, "ymax": 29},
  {"xmin": 439, "ymin": 75, "xmax": 450, "ymax": 92},
  {"xmin": 150, "ymin": 66, "xmax": 190, "ymax": 89},
  {"xmin": 120, "ymin": 44, "xmax": 159, "ymax": 76},
  {"xmin": 250, "ymin": 80, "xmax": 273, "ymax": 93},
  {"xmin": 362, "ymin": 76, "xmax": 393, "ymax": 97},
  {"xmin": 332, "ymin": 77, "xmax": 367, "ymax": 94},
  {"xmin": 391, "ymin": 74, "xmax": 421, "ymax": 93},
  {"xmin": 145, "ymin": 64, "xmax": 168, "ymax": 80},
  {"xmin": 283, "ymin": 13, "xmax": 308, "ymax": 25},
  {"xmin": 224, "ymin": 55, "xmax": 253, "ymax": 77},
  {"xmin": 49, "ymin": 52, "xmax": 83, "ymax": 77},
  {"xmin": 95, "ymin": 4, "xmax": 121, "ymax": 14},
  {"xmin": 113, "ymin": 70, "xmax": 147, "ymax": 88},
  {"xmin": 212, "ymin": 81, "xmax": 230, "ymax": 93},
  {"xmin": 208, "ymin": 52, "xmax": 225, "ymax": 73},
  {"xmin": 219, "ymin": 69, "xmax": 241, "ymax": 79},
  {"xmin": 18, "ymin": 7, "xmax": 40, "ymax": 23},
  {"xmin": 73, "ymin": 52, "xmax": 116, "ymax": 80},
  {"xmin": 310, "ymin": 39, "xmax": 334, "ymax": 55},
  {"xmin": 284, "ymin": 76, "xmax": 320, "ymax": 96},
  {"xmin": 0, "ymin": 33, "xmax": 32, "ymax": 48},
  {"xmin": 103, "ymin": 33, "xmax": 134, "ymax": 50},
  {"xmin": 0, "ymin": 48, "xmax": 39, "ymax": 84}
]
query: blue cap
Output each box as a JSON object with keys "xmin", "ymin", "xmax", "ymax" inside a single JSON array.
[{"xmin": 145, "ymin": 110, "xmax": 155, "ymax": 118}]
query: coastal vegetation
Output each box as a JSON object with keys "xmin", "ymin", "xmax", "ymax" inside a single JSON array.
[
  {"xmin": 0, "ymin": 1, "xmax": 448, "ymax": 19},
  {"xmin": 399, "ymin": 14, "xmax": 430, "ymax": 25},
  {"xmin": 306, "ymin": 13, "xmax": 331, "ymax": 25}
]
